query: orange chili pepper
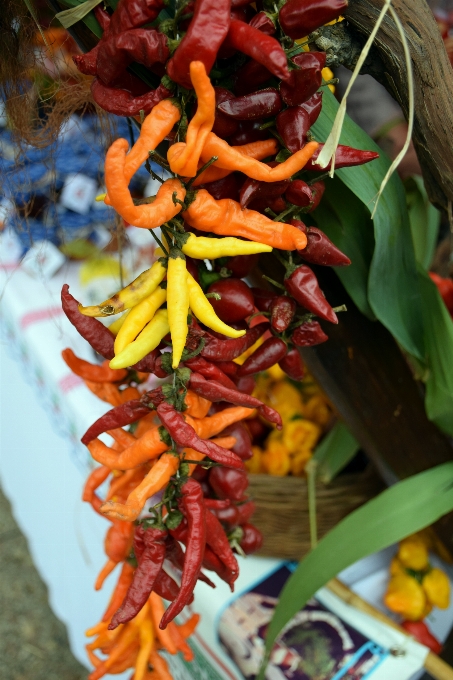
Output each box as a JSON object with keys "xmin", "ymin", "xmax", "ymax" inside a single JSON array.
[
  {"xmin": 186, "ymin": 406, "xmax": 254, "ymax": 439},
  {"xmin": 107, "ymin": 427, "xmax": 137, "ymax": 449},
  {"xmin": 102, "ymin": 562, "xmax": 135, "ymax": 623},
  {"xmin": 105, "ymin": 138, "xmax": 186, "ymax": 228},
  {"xmin": 166, "ymin": 621, "xmax": 194, "ymax": 661},
  {"xmin": 105, "ymin": 467, "xmax": 142, "ymax": 500},
  {"xmin": 148, "ymin": 649, "xmax": 173, "ymax": 680},
  {"xmin": 200, "ymin": 133, "xmax": 319, "ymax": 181},
  {"xmin": 123, "ymin": 99, "xmax": 181, "ymax": 184},
  {"xmin": 167, "ymin": 61, "xmax": 215, "ymax": 177},
  {"xmin": 184, "ymin": 389, "xmax": 211, "ymax": 418},
  {"xmin": 149, "ymin": 593, "xmax": 178, "ymax": 655},
  {"xmin": 192, "ymin": 138, "xmax": 278, "ymax": 186},
  {"xmin": 119, "ymin": 386, "xmax": 141, "ymax": 402},
  {"xmin": 62, "ymin": 348, "xmax": 128, "ymax": 382},
  {"xmin": 82, "ymin": 466, "xmax": 111, "ymax": 504},
  {"xmin": 185, "ymin": 191, "xmax": 307, "ymax": 250},
  {"xmin": 95, "ymin": 558, "xmax": 117, "ymax": 591},
  {"xmin": 177, "ymin": 613, "xmax": 200, "ymax": 638},
  {"xmin": 87, "ymin": 427, "xmax": 168, "ymax": 469},
  {"xmin": 100, "ymin": 452, "xmax": 179, "ymax": 520},
  {"xmin": 84, "ymin": 380, "xmax": 124, "ymax": 407}
]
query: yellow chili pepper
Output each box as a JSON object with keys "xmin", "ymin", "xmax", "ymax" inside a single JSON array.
[
  {"xmin": 283, "ymin": 419, "xmax": 321, "ymax": 453},
  {"xmin": 422, "ymin": 568, "xmax": 451, "ymax": 609},
  {"xmin": 398, "ymin": 535, "xmax": 430, "ymax": 572},
  {"xmin": 245, "ymin": 446, "xmax": 264, "ymax": 474},
  {"xmin": 114, "ymin": 285, "xmax": 167, "ymax": 355},
  {"xmin": 303, "ymin": 394, "xmax": 333, "ymax": 426},
  {"xmin": 108, "ymin": 310, "xmax": 130, "ymax": 336},
  {"xmin": 79, "ymin": 260, "xmax": 167, "ymax": 317},
  {"xmin": 186, "ymin": 272, "xmax": 245, "ymax": 339},
  {"xmin": 290, "ymin": 448, "xmax": 313, "ymax": 476},
  {"xmin": 167, "ymin": 61, "xmax": 215, "ymax": 178},
  {"xmin": 262, "ymin": 439, "xmax": 291, "ymax": 476},
  {"xmin": 200, "ymin": 133, "xmax": 319, "ymax": 182},
  {"xmin": 384, "ymin": 573, "xmax": 427, "ymax": 621},
  {"xmin": 167, "ymin": 250, "xmax": 190, "ymax": 368},
  {"xmin": 181, "ymin": 233, "xmax": 272, "ymax": 259},
  {"xmin": 109, "ymin": 309, "xmax": 170, "ymax": 370},
  {"xmin": 389, "ymin": 556, "xmax": 406, "ymax": 577}
]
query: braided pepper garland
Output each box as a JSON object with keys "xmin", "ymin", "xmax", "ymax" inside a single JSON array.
[{"xmin": 62, "ymin": 0, "xmax": 383, "ymax": 676}]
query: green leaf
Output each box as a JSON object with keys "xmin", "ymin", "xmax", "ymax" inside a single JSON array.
[
  {"xmin": 311, "ymin": 89, "xmax": 425, "ymax": 363},
  {"xmin": 313, "ymin": 177, "xmax": 375, "ymax": 319},
  {"xmin": 312, "ymin": 421, "xmax": 360, "ymax": 483},
  {"xmin": 418, "ymin": 268, "xmax": 453, "ymax": 436},
  {"xmin": 55, "ymin": 0, "xmax": 103, "ymax": 29},
  {"xmin": 21, "ymin": 0, "xmax": 49, "ymax": 45},
  {"xmin": 258, "ymin": 462, "xmax": 453, "ymax": 679},
  {"xmin": 405, "ymin": 176, "xmax": 440, "ymax": 270},
  {"xmin": 56, "ymin": 0, "xmax": 102, "ymax": 36}
]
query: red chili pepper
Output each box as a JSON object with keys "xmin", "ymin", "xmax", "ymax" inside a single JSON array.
[
  {"xmin": 231, "ymin": 0, "xmax": 255, "ymax": 6},
  {"xmin": 285, "ymin": 179, "xmax": 313, "ymax": 207},
  {"xmin": 228, "ymin": 119, "xmax": 270, "ymax": 144},
  {"xmin": 199, "ymin": 173, "xmax": 240, "ymax": 201},
  {"xmin": 276, "ymin": 106, "xmax": 311, "ymax": 154},
  {"xmin": 205, "ymin": 498, "xmax": 232, "ymax": 509},
  {"xmin": 188, "ymin": 372, "xmax": 282, "ymax": 427},
  {"xmin": 201, "ymin": 321, "xmax": 270, "ymax": 361},
  {"xmin": 270, "ymin": 296, "xmax": 297, "ymax": 332},
  {"xmin": 218, "ymin": 88, "xmax": 282, "ymax": 121},
  {"xmin": 284, "ymin": 265, "xmax": 338, "ymax": 323},
  {"xmin": 429, "ymin": 272, "xmax": 453, "ymax": 315},
  {"xmin": 185, "ymin": 356, "xmax": 237, "ymax": 390},
  {"xmin": 220, "ymin": 422, "xmax": 253, "ymax": 460},
  {"xmin": 291, "ymin": 220, "xmax": 351, "ymax": 266},
  {"xmin": 109, "ymin": 525, "xmax": 167, "ymax": 629},
  {"xmin": 110, "ymin": 0, "xmax": 165, "ymax": 33},
  {"xmin": 165, "ymin": 535, "xmax": 215, "ymax": 588},
  {"xmin": 279, "ymin": 0, "xmax": 348, "ymax": 40},
  {"xmin": 219, "ymin": 253, "xmax": 259, "ymax": 278},
  {"xmin": 206, "ymin": 278, "xmax": 255, "ymax": 323},
  {"xmin": 252, "ymin": 287, "xmax": 278, "ymax": 312},
  {"xmin": 81, "ymin": 400, "xmax": 151, "ymax": 445},
  {"xmin": 91, "ymin": 78, "xmax": 171, "ymax": 117},
  {"xmin": 202, "ymin": 545, "xmax": 236, "ymax": 589},
  {"xmin": 228, "ymin": 20, "xmax": 290, "ymax": 81},
  {"xmin": 240, "ymin": 175, "xmax": 290, "ymax": 209},
  {"xmin": 96, "ymin": 29, "xmax": 169, "ymax": 86},
  {"xmin": 209, "ymin": 466, "xmax": 249, "ymax": 501},
  {"xmin": 245, "ymin": 416, "xmax": 270, "ymax": 443},
  {"xmin": 212, "ymin": 360, "xmax": 238, "ymax": 376},
  {"xmin": 233, "ymin": 374, "xmax": 256, "ymax": 395},
  {"xmin": 234, "ymin": 59, "xmax": 273, "ymax": 96},
  {"xmin": 236, "ymin": 499, "xmax": 256, "ymax": 525},
  {"xmin": 61, "ymin": 285, "xmax": 114, "ymax": 359},
  {"xmin": 280, "ymin": 52, "xmax": 326, "ymax": 107},
  {"xmin": 167, "ymin": 0, "xmax": 231, "ymax": 89},
  {"xmin": 249, "ymin": 11, "xmax": 276, "ymax": 35},
  {"xmin": 401, "ymin": 620, "xmax": 442, "ymax": 654},
  {"xmin": 216, "ymin": 499, "xmax": 256, "ymax": 526},
  {"xmin": 156, "ymin": 402, "xmax": 245, "ymax": 469},
  {"xmin": 154, "ymin": 569, "xmax": 187, "ymax": 603},
  {"xmin": 292, "ymin": 320, "xmax": 329, "ymax": 346},
  {"xmin": 213, "ymin": 87, "xmax": 240, "ymax": 139},
  {"xmin": 279, "ymin": 347, "xmax": 305, "ymax": 380},
  {"xmin": 306, "ymin": 180, "xmax": 325, "ymax": 212},
  {"xmin": 205, "ymin": 509, "xmax": 239, "ymax": 581},
  {"xmin": 300, "ymin": 92, "xmax": 324, "ymax": 125},
  {"xmin": 238, "ymin": 523, "xmax": 263, "ymax": 554},
  {"xmin": 303, "ymin": 144, "xmax": 380, "ymax": 171},
  {"xmin": 237, "ymin": 336, "xmax": 288, "ymax": 376},
  {"xmin": 160, "ymin": 478, "xmax": 206, "ymax": 628}
]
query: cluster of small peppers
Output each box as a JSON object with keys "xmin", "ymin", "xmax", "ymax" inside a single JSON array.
[
  {"xmin": 384, "ymin": 532, "xmax": 451, "ymax": 652},
  {"xmin": 245, "ymin": 368, "xmax": 333, "ymax": 476}
]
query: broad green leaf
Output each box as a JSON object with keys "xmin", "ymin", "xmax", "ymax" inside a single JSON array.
[
  {"xmin": 55, "ymin": 0, "xmax": 103, "ymax": 29},
  {"xmin": 312, "ymin": 421, "xmax": 360, "ymax": 483},
  {"xmin": 405, "ymin": 176, "xmax": 440, "ymax": 270},
  {"xmin": 56, "ymin": 0, "xmax": 102, "ymax": 36},
  {"xmin": 418, "ymin": 268, "xmax": 453, "ymax": 436},
  {"xmin": 311, "ymin": 89, "xmax": 425, "ymax": 363},
  {"xmin": 314, "ymin": 177, "xmax": 375, "ymax": 319},
  {"xmin": 258, "ymin": 462, "xmax": 453, "ymax": 678}
]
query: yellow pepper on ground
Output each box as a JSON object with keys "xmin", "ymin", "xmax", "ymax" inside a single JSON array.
[
  {"xmin": 422, "ymin": 568, "xmax": 451, "ymax": 609},
  {"xmin": 398, "ymin": 534, "xmax": 430, "ymax": 571},
  {"xmin": 282, "ymin": 419, "xmax": 322, "ymax": 453},
  {"xmin": 384, "ymin": 573, "xmax": 427, "ymax": 621},
  {"xmin": 261, "ymin": 439, "xmax": 291, "ymax": 476}
]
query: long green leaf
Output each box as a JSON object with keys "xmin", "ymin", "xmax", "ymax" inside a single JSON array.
[
  {"xmin": 418, "ymin": 268, "xmax": 453, "ymax": 436},
  {"xmin": 258, "ymin": 462, "xmax": 453, "ymax": 678},
  {"xmin": 56, "ymin": 0, "xmax": 102, "ymax": 36},
  {"xmin": 311, "ymin": 89, "xmax": 425, "ymax": 363},
  {"xmin": 314, "ymin": 177, "xmax": 376, "ymax": 319},
  {"xmin": 312, "ymin": 421, "xmax": 360, "ymax": 483},
  {"xmin": 405, "ymin": 176, "xmax": 440, "ymax": 270}
]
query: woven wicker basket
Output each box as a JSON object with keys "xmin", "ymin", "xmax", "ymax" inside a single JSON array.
[{"xmin": 248, "ymin": 469, "xmax": 385, "ymax": 560}]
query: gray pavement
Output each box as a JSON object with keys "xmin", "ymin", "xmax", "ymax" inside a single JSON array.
[{"xmin": 0, "ymin": 485, "xmax": 88, "ymax": 680}]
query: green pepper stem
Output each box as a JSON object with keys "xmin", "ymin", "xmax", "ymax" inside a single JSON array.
[{"xmin": 185, "ymin": 156, "xmax": 219, "ymax": 189}]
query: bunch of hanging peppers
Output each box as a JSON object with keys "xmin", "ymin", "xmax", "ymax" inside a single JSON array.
[{"xmin": 61, "ymin": 0, "xmax": 384, "ymax": 676}]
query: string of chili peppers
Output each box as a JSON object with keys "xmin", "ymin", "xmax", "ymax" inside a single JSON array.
[{"xmin": 60, "ymin": 0, "xmax": 385, "ymax": 676}]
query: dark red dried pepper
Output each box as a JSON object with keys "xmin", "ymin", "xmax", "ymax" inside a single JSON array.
[
  {"xmin": 285, "ymin": 179, "xmax": 313, "ymax": 207},
  {"xmin": 160, "ymin": 478, "xmax": 206, "ymax": 628},
  {"xmin": 284, "ymin": 265, "xmax": 338, "ymax": 323},
  {"xmin": 156, "ymin": 402, "xmax": 244, "ymax": 469},
  {"xmin": 167, "ymin": 0, "xmax": 232, "ymax": 89},
  {"xmin": 205, "ymin": 509, "xmax": 239, "ymax": 580},
  {"xmin": 234, "ymin": 59, "xmax": 273, "ymax": 96},
  {"xmin": 218, "ymin": 88, "xmax": 282, "ymax": 120},
  {"xmin": 279, "ymin": 0, "xmax": 348, "ymax": 40},
  {"xmin": 219, "ymin": 422, "xmax": 253, "ymax": 460},
  {"xmin": 291, "ymin": 320, "xmax": 329, "ymax": 346},
  {"xmin": 213, "ymin": 87, "xmax": 240, "ymax": 139},
  {"xmin": 209, "ymin": 466, "xmax": 249, "ymax": 501},
  {"xmin": 81, "ymin": 400, "xmax": 151, "ymax": 445},
  {"xmin": 184, "ymin": 356, "xmax": 237, "ymax": 390},
  {"xmin": 109, "ymin": 526, "xmax": 167, "ymax": 629},
  {"xmin": 280, "ymin": 52, "xmax": 326, "ymax": 107},
  {"xmin": 238, "ymin": 523, "xmax": 263, "ymax": 554},
  {"xmin": 276, "ymin": 106, "xmax": 311, "ymax": 153},
  {"xmin": 300, "ymin": 91, "xmax": 324, "ymax": 125},
  {"xmin": 91, "ymin": 78, "xmax": 171, "ymax": 117},
  {"xmin": 227, "ymin": 20, "xmax": 290, "ymax": 81},
  {"xmin": 201, "ymin": 322, "xmax": 270, "ymax": 361},
  {"xmin": 291, "ymin": 220, "xmax": 351, "ymax": 266},
  {"xmin": 303, "ymin": 144, "xmax": 380, "ymax": 171},
  {"xmin": 96, "ymin": 29, "xmax": 169, "ymax": 86},
  {"xmin": 207, "ymin": 278, "xmax": 255, "ymax": 323},
  {"xmin": 228, "ymin": 119, "xmax": 270, "ymax": 144},
  {"xmin": 240, "ymin": 175, "xmax": 290, "ymax": 210},
  {"xmin": 278, "ymin": 347, "xmax": 305, "ymax": 380},
  {"xmin": 249, "ymin": 11, "xmax": 276, "ymax": 35},
  {"xmin": 237, "ymin": 336, "xmax": 288, "ymax": 376},
  {"xmin": 61, "ymin": 285, "xmax": 115, "ymax": 360},
  {"xmin": 252, "ymin": 287, "xmax": 278, "ymax": 312},
  {"xmin": 270, "ymin": 296, "xmax": 297, "ymax": 332},
  {"xmin": 199, "ymin": 173, "xmax": 240, "ymax": 201}
]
